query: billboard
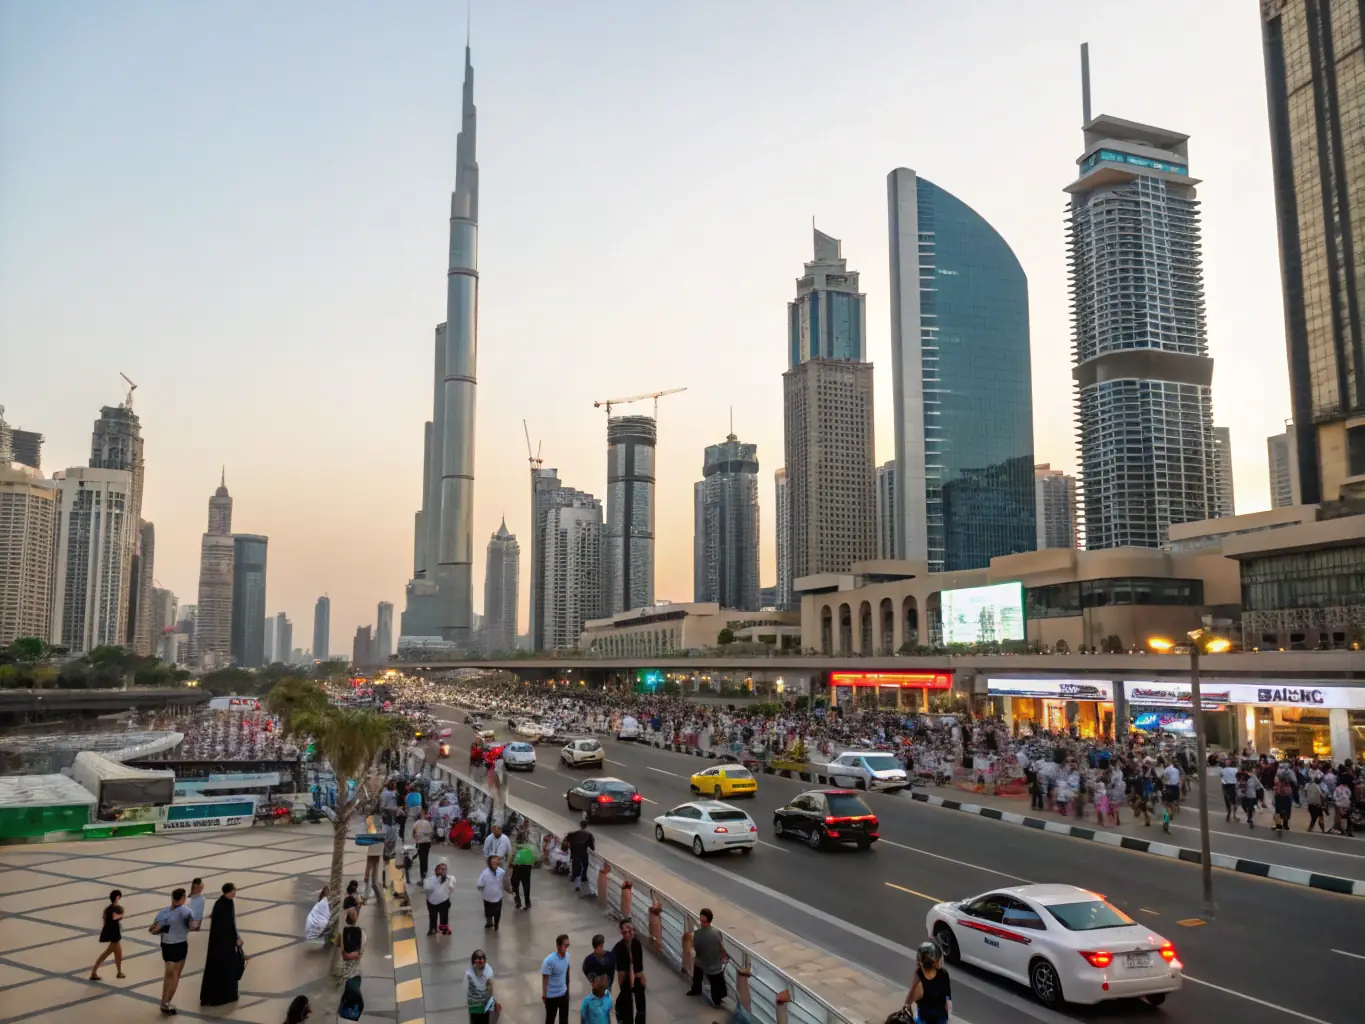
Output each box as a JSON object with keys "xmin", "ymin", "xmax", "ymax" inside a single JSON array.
[
  {"xmin": 830, "ymin": 672, "xmax": 952, "ymax": 690},
  {"xmin": 941, "ymin": 582, "xmax": 1025, "ymax": 644},
  {"xmin": 986, "ymin": 678, "xmax": 1113, "ymax": 701}
]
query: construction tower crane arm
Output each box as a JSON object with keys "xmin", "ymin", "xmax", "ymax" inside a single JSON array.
[
  {"xmin": 523, "ymin": 419, "xmax": 543, "ymax": 469},
  {"xmin": 593, "ymin": 387, "xmax": 687, "ymax": 417},
  {"xmin": 119, "ymin": 373, "xmax": 138, "ymax": 410}
]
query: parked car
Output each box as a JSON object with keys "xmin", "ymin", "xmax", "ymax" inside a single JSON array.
[
  {"xmin": 825, "ymin": 751, "xmax": 909, "ymax": 791},
  {"xmin": 925, "ymin": 884, "xmax": 1182, "ymax": 1009},
  {"xmin": 561, "ymin": 738, "xmax": 606, "ymax": 768},
  {"xmin": 772, "ymin": 789, "xmax": 879, "ymax": 850},
  {"xmin": 566, "ymin": 777, "xmax": 642, "ymax": 822},
  {"xmin": 689, "ymin": 765, "xmax": 758, "ymax": 799},
  {"xmin": 502, "ymin": 741, "xmax": 537, "ymax": 771},
  {"xmin": 616, "ymin": 715, "xmax": 642, "ymax": 741},
  {"xmin": 654, "ymin": 801, "xmax": 757, "ymax": 856}
]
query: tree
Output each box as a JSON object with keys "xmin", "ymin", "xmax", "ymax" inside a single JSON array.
[
  {"xmin": 8, "ymin": 637, "xmax": 47, "ymax": 664},
  {"xmin": 716, "ymin": 628, "xmax": 736, "ymax": 646},
  {"xmin": 268, "ymin": 680, "xmax": 400, "ymax": 916}
]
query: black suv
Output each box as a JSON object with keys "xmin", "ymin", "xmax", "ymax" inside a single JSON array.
[{"xmin": 772, "ymin": 789, "xmax": 879, "ymax": 850}]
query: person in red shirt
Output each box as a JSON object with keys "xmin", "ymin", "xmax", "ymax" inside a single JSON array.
[{"xmin": 451, "ymin": 818, "xmax": 474, "ymax": 850}]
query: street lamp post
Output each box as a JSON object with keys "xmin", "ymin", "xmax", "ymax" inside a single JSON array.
[{"xmin": 1187, "ymin": 642, "xmax": 1215, "ymax": 919}]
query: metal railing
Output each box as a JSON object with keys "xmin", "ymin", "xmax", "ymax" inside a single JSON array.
[{"xmin": 428, "ymin": 762, "xmax": 859, "ymax": 1024}]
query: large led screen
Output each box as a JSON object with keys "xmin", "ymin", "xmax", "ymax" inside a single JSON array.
[{"xmin": 941, "ymin": 582, "xmax": 1025, "ymax": 644}]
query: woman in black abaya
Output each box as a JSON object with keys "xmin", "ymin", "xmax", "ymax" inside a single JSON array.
[{"xmin": 200, "ymin": 883, "xmax": 243, "ymax": 1006}]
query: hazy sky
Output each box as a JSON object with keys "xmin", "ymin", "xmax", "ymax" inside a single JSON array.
[{"xmin": 1, "ymin": 1, "xmax": 1288, "ymax": 652}]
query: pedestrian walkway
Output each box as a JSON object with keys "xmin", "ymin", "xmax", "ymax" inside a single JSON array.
[
  {"xmin": 0, "ymin": 826, "xmax": 394, "ymax": 1023},
  {"xmin": 392, "ymin": 844, "xmax": 722, "ymax": 1023}
]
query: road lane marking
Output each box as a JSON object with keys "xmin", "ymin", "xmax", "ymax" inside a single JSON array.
[
  {"xmin": 515, "ymin": 779, "xmax": 546, "ymax": 790},
  {"xmin": 1330, "ymin": 948, "xmax": 1365, "ymax": 960},
  {"xmin": 647, "ymin": 767, "xmax": 686, "ymax": 778},
  {"xmin": 1182, "ymin": 975, "xmax": 1335, "ymax": 1024},
  {"xmin": 641, "ymin": 797, "xmax": 658, "ymax": 804},
  {"xmin": 608, "ymin": 759, "xmax": 628, "ymax": 767},
  {"xmin": 875, "ymin": 839, "xmax": 1032, "ymax": 882},
  {"xmin": 755, "ymin": 840, "xmax": 788, "ymax": 852},
  {"xmin": 885, "ymin": 882, "xmax": 941, "ymax": 902},
  {"xmin": 1177, "ymin": 918, "xmax": 1206, "ymax": 927},
  {"xmin": 1139, "ymin": 908, "xmax": 1159, "ymax": 915}
]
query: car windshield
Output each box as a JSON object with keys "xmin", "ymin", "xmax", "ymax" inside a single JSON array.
[
  {"xmin": 825, "ymin": 794, "xmax": 873, "ymax": 816},
  {"xmin": 862, "ymin": 755, "xmax": 901, "ymax": 771},
  {"xmin": 709, "ymin": 810, "xmax": 749, "ymax": 822},
  {"xmin": 581, "ymin": 740, "xmax": 601, "ymax": 750},
  {"xmin": 603, "ymin": 783, "xmax": 635, "ymax": 795},
  {"xmin": 1044, "ymin": 900, "xmax": 1135, "ymax": 931},
  {"xmin": 507, "ymin": 743, "xmax": 532, "ymax": 752}
]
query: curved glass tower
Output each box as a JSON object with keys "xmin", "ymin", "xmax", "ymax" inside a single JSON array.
[{"xmin": 887, "ymin": 168, "xmax": 1036, "ymax": 571}]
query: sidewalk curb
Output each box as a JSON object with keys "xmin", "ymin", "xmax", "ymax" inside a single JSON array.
[{"xmin": 645, "ymin": 738, "xmax": 1365, "ymax": 898}]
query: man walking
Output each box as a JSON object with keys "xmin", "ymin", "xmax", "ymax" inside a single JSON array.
[
  {"xmin": 187, "ymin": 878, "xmax": 206, "ymax": 926},
  {"xmin": 511, "ymin": 832, "xmax": 537, "ymax": 910},
  {"xmin": 687, "ymin": 908, "xmax": 728, "ymax": 1006},
  {"xmin": 566, "ymin": 817, "xmax": 595, "ymax": 895},
  {"xmin": 149, "ymin": 886, "xmax": 200, "ymax": 1016},
  {"xmin": 477, "ymin": 855, "xmax": 506, "ymax": 931},
  {"xmin": 412, "ymin": 810, "xmax": 435, "ymax": 881},
  {"xmin": 482, "ymin": 822, "xmax": 511, "ymax": 864},
  {"xmin": 540, "ymin": 933, "xmax": 571, "ymax": 1024},
  {"xmin": 612, "ymin": 917, "xmax": 646, "ymax": 1024}
]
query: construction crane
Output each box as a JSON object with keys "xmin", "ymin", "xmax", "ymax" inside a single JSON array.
[
  {"xmin": 522, "ymin": 419, "xmax": 543, "ymax": 471},
  {"xmin": 120, "ymin": 372, "xmax": 138, "ymax": 410},
  {"xmin": 593, "ymin": 387, "xmax": 687, "ymax": 419}
]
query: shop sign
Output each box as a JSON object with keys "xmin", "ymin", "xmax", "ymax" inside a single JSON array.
[
  {"xmin": 986, "ymin": 678, "xmax": 1114, "ymax": 701},
  {"xmin": 156, "ymin": 814, "xmax": 253, "ymax": 833},
  {"xmin": 830, "ymin": 671, "xmax": 952, "ymax": 689},
  {"xmin": 1123, "ymin": 680, "xmax": 1365, "ymax": 710}
]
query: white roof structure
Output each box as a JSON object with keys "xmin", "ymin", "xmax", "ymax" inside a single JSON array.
[{"xmin": 0, "ymin": 773, "xmax": 97, "ymax": 809}]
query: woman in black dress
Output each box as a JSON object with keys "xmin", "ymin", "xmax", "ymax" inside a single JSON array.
[
  {"xmin": 199, "ymin": 883, "xmax": 243, "ymax": 1006},
  {"xmin": 89, "ymin": 889, "xmax": 125, "ymax": 980}
]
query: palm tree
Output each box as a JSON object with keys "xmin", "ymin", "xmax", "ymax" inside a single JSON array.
[{"xmin": 268, "ymin": 681, "xmax": 401, "ymax": 913}]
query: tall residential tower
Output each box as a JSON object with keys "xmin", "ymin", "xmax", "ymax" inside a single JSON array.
[
  {"xmin": 90, "ymin": 403, "xmax": 148, "ymax": 651},
  {"xmin": 603, "ymin": 416, "xmax": 656, "ymax": 615},
  {"xmin": 482, "ymin": 520, "xmax": 519, "ymax": 653},
  {"xmin": 313, "ymin": 595, "xmax": 331, "ymax": 662},
  {"xmin": 694, "ymin": 432, "xmax": 760, "ymax": 611},
  {"xmin": 230, "ymin": 534, "xmax": 268, "ymax": 667},
  {"xmin": 194, "ymin": 472, "xmax": 234, "ymax": 669}
]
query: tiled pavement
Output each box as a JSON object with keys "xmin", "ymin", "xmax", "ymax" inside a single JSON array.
[
  {"xmin": 0, "ymin": 827, "xmax": 395, "ymax": 1023},
  {"xmin": 390, "ymin": 845, "xmax": 722, "ymax": 1024}
]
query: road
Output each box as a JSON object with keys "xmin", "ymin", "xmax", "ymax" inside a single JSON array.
[{"xmin": 435, "ymin": 709, "xmax": 1362, "ymax": 1024}]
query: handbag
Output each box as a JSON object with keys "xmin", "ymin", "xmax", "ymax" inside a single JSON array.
[
  {"xmin": 235, "ymin": 948, "xmax": 247, "ymax": 980},
  {"xmin": 338, "ymin": 976, "xmax": 365, "ymax": 1021}
]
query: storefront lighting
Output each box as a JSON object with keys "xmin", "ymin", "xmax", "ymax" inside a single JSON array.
[{"xmin": 1146, "ymin": 636, "xmax": 1174, "ymax": 652}]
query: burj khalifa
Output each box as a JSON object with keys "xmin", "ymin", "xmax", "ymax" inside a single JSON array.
[{"xmin": 402, "ymin": 43, "xmax": 479, "ymax": 648}]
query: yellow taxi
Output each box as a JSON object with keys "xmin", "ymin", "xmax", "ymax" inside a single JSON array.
[{"xmin": 689, "ymin": 764, "xmax": 759, "ymax": 799}]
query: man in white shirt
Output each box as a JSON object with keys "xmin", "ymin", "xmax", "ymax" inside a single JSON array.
[
  {"xmin": 477, "ymin": 855, "xmax": 506, "ymax": 931},
  {"xmin": 483, "ymin": 822, "xmax": 511, "ymax": 862},
  {"xmin": 1219, "ymin": 762, "xmax": 1239, "ymax": 821}
]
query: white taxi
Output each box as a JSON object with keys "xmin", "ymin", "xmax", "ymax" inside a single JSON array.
[{"xmin": 925, "ymin": 884, "xmax": 1181, "ymax": 1009}]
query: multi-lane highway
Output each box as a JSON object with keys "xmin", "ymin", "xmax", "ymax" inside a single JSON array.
[{"xmin": 435, "ymin": 709, "xmax": 1362, "ymax": 1024}]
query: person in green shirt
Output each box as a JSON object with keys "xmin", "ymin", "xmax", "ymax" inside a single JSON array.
[{"xmin": 510, "ymin": 834, "xmax": 538, "ymax": 910}]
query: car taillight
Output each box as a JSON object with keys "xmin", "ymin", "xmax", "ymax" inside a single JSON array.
[
  {"xmin": 1080, "ymin": 951, "xmax": 1113, "ymax": 968},
  {"xmin": 714, "ymin": 826, "xmax": 729, "ymax": 833},
  {"xmin": 749, "ymin": 825, "xmax": 757, "ymax": 832},
  {"xmin": 631, "ymin": 793, "xmax": 643, "ymax": 802},
  {"xmin": 1159, "ymin": 942, "xmax": 1177, "ymax": 963},
  {"xmin": 869, "ymin": 816, "xmax": 878, "ymax": 829},
  {"xmin": 597, "ymin": 795, "xmax": 612, "ymax": 804}
]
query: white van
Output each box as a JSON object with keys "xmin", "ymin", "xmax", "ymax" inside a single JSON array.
[
  {"xmin": 826, "ymin": 751, "xmax": 909, "ymax": 791},
  {"xmin": 616, "ymin": 715, "xmax": 642, "ymax": 741}
]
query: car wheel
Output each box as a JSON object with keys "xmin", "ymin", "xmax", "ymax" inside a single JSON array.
[
  {"xmin": 806, "ymin": 827, "xmax": 823, "ymax": 850},
  {"xmin": 566, "ymin": 796, "xmax": 575, "ymax": 812},
  {"xmin": 856, "ymin": 840, "xmax": 871, "ymax": 851},
  {"xmin": 1029, "ymin": 958, "xmax": 1064, "ymax": 1008},
  {"xmin": 690, "ymin": 784, "xmax": 700, "ymax": 794},
  {"xmin": 933, "ymin": 924, "xmax": 960, "ymax": 965},
  {"xmin": 855, "ymin": 777, "xmax": 867, "ymax": 790},
  {"xmin": 773, "ymin": 818, "xmax": 785, "ymax": 838},
  {"xmin": 739, "ymin": 846, "xmax": 752, "ymax": 856},
  {"xmin": 654, "ymin": 824, "xmax": 665, "ymax": 842},
  {"xmin": 692, "ymin": 836, "xmax": 705, "ymax": 857},
  {"xmin": 1144, "ymin": 994, "xmax": 1166, "ymax": 1007}
]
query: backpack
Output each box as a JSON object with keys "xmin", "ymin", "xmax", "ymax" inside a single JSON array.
[{"xmin": 338, "ymin": 976, "xmax": 365, "ymax": 1021}]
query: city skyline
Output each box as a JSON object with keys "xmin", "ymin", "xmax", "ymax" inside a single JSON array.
[{"xmin": 2, "ymin": 3, "xmax": 1290, "ymax": 645}]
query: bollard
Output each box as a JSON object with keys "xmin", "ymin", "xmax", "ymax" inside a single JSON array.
[
  {"xmin": 735, "ymin": 953, "xmax": 752, "ymax": 1009},
  {"xmin": 620, "ymin": 878, "xmax": 633, "ymax": 920},
  {"xmin": 596, "ymin": 861, "xmax": 611, "ymax": 910},
  {"xmin": 647, "ymin": 894, "xmax": 663, "ymax": 954},
  {"xmin": 775, "ymin": 988, "xmax": 791, "ymax": 1024}
]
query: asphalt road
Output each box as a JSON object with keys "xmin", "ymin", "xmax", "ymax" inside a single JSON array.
[{"xmin": 435, "ymin": 709, "xmax": 1363, "ymax": 1024}]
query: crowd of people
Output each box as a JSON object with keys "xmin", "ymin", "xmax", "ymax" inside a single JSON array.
[{"xmin": 134, "ymin": 706, "xmax": 301, "ymax": 761}]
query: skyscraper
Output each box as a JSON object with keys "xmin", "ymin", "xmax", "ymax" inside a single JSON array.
[
  {"xmin": 695, "ymin": 432, "xmax": 760, "ymax": 611},
  {"xmin": 404, "ymin": 42, "xmax": 481, "ymax": 648},
  {"xmin": 783, "ymin": 229, "xmax": 877, "ymax": 581},
  {"xmin": 353, "ymin": 625, "xmax": 374, "ymax": 667},
  {"xmin": 1034, "ymin": 464, "xmax": 1078, "ymax": 550},
  {"xmin": 11, "ymin": 429, "xmax": 43, "ymax": 471},
  {"xmin": 195, "ymin": 472, "xmax": 234, "ymax": 669},
  {"xmin": 0, "ymin": 464, "xmax": 57, "ymax": 646},
  {"xmin": 1068, "ymin": 79, "xmax": 1217, "ymax": 549},
  {"xmin": 482, "ymin": 520, "xmax": 519, "ymax": 653},
  {"xmin": 1263, "ymin": 1, "xmax": 1365, "ymax": 504},
  {"xmin": 774, "ymin": 468, "xmax": 791, "ymax": 610},
  {"xmin": 276, "ymin": 613, "xmax": 292, "ymax": 665},
  {"xmin": 1267, "ymin": 428, "xmax": 1301, "ymax": 509},
  {"xmin": 888, "ymin": 168, "xmax": 1036, "ymax": 569},
  {"xmin": 131, "ymin": 520, "xmax": 155, "ymax": 655},
  {"xmin": 0, "ymin": 407, "xmax": 10, "ymax": 465},
  {"xmin": 50, "ymin": 467, "xmax": 134, "ymax": 654},
  {"xmin": 875, "ymin": 461, "xmax": 897, "ymax": 561},
  {"xmin": 313, "ymin": 595, "xmax": 331, "ymax": 662},
  {"xmin": 1213, "ymin": 426, "xmax": 1235, "ymax": 518},
  {"xmin": 149, "ymin": 587, "xmax": 178, "ymax": 639},
  {"xmin": 90, "ymin": 403, "xmax": 147, "ymax": 651},
  {"xmin": 375, "ymin": 601, "xmax": 394, "ymax": 662},
  {"xmin": 541, "ymin": 495, "xmax": 602, "ymax": 651},
  {"xmin": 230, "ymin": 534, "xmax": 267, "ymax": 668},
  {"xmin": 692, "ymin": 481, "xmax": 705, "ymax": 602},
  {"xmin": 263, "ymin": 615, "xmax": 276, "ymax": 667},
  {"xmin": 602, "ymin": 415, "xmax": 656, "ymax": 615}
]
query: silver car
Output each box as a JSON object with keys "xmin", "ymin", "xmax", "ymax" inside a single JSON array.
[
  {"xmin": 561, "ymin": 738, "xmax": 605, "ymax": 768},
  {"xmin": 502, "ymin": 741, "xmax": 537, "ymax": 771}
]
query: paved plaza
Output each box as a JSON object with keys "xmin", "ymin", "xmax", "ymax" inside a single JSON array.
[{"xmin": 0, "ymin": 827, "xmax": 394, "ymax": 1023}]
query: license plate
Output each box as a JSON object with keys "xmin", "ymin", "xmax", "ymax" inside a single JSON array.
[{"xmin": 1125, "ymin": 952, "xmax": 1153, "ymax": 968}]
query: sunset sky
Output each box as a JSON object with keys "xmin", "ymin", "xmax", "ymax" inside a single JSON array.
[{"xmin": 1, "ymin": 1, "xmax": 1288, "ymax": 652}]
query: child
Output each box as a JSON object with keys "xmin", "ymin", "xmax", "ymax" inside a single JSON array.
[{"xmin": 579, "ymin": 970, "xmax": 612, "ymax": 1024}]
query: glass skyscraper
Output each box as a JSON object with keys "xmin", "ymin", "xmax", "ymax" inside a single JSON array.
[
  {"xmin": 694, "ymin": 433, "xmax": 760, "ymax": 611},
  {"xmin": 887, "ymin": 168, "xmax": 1036, "ymax": 571},
  {"xmin": 230, "ymin": 534, "xmax": 268, "ymax": 667},
  {"xmin": 1066, "ymin": 117, "xmax": 1217, "ymax": 549}
]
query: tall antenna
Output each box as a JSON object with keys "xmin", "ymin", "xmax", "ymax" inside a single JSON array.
[{"xmin": 1080, "ymin": 42, "xmax": 1092, "ymax": 124}]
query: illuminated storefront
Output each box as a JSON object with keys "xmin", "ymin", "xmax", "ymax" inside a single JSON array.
[
  {"xmin": 829, "ymin": 671, "xmax": 953, "ymax": 711},
  {"xmin": 988, "ymin": 679, "xmax": 1116, "ymax": 738}
]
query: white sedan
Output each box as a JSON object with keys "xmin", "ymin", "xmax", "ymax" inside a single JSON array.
[
  {"xmin": 561, "ymin": 738, "xmax": 605, "ymax": 768},
  {"xmin": 925, "ymin": 884, "xmax": 1182, "ymax": 1009},
  {"xmin": 502, "ymin": 741, "xmax": 537, "ymax": 771},
  {"xmin": 653, "ymin": 801, "xmax": 757, "ymax": 857}
]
